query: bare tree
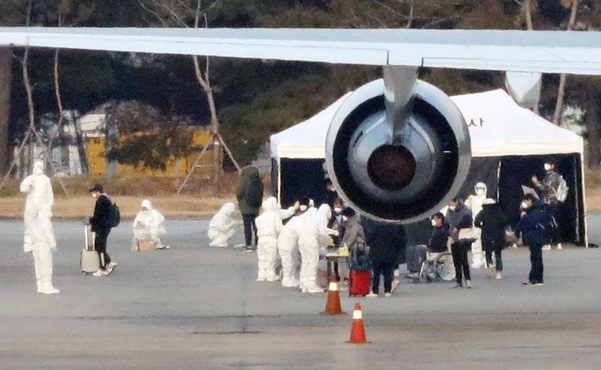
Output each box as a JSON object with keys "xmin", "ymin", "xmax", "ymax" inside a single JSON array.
[
  {"xmin": 0, "ymin": 48, "xmax": 11, "ymax": 175},
  {"xmin": 139, "ymin": 0, "xmax": 239, "ymax": 187},
  {"xmin": 553, "ymin": 0, "xmax": 580, "ymax": 125}
]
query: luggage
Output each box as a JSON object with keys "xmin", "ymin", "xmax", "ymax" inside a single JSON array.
[
  {"xmin": 81, "ymin": 225, "xmax": 100, "ymax": 274},
  {"xmin": 405, "ymin": 244, "xmax": 427, "ymax": 273},
  {"xmin": 349, "ymin": 269, "xmax": 371, "ymax": 296}
]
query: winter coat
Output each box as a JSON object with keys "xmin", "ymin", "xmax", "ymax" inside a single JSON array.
[
  {"xmin": 90, "ymin": 194, "xmax": 112, "ymax": 232},
  {"xmin": 362, "ymin": 218, "xmax": 405, "ymax": 263},
  {"xmin": 474, "ymin": 204, "xmax": 507, "ymax": 252},
  {"xmin": 341, "ymin": 214, "xmax": 365, "ymax": 250},
  {"xmin": 427, "ymin": 224, "xmax": 449, "ymax": 253},
  {"xmin": 236, "ymin": 165, "xmax": 262, "ymax": 215},
  {"xmin": 445, "ymin": 203, "xmax": 473, "ymax": 241},
  {"xmin": 535, "ymin": 170, "xmax": 561, "ymax": 204},
  {"xmin": 515, "ymin": 201, "xmax": 551, "ymax": 246}
]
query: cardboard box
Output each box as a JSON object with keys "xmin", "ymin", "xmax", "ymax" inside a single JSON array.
[{"xmin": 137, "ymin": 239, "xmax": 156, "ymax": 251}]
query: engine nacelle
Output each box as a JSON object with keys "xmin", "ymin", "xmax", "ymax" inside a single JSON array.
[{"xmin": 325, "ymin": 79, "xmax": 471, "ymax": 224}]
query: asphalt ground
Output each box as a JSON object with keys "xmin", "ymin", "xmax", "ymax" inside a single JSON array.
[{"xmin": 2, "ymin": 215, "xmax": 601, "ymax": 369}]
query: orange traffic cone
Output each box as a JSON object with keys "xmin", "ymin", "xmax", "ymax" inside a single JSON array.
[
  {"xmin": 347, "ymin": 302, "xmax": 369, "ymax": 344},
  {"xmin": 322, "ymin": 278, "xmax": 345, "ymax": 315}
]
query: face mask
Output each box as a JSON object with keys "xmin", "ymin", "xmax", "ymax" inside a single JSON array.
[
  {"xmin": 299, "ymin": 205, "xmax": 307, "ymax": 211},
  {"xmin": 334, "ymin": 207, "xmax": 342, "ymax": 213},
  {"xmin": 449, "ymin": 206, "xmax": 456, "ymax": 211},
  {"xmin": 342, "ymin": 216, "xmax": 348, "ymax": 222},
  {"xmin": 544, "ymin": 164, "xmax": 551, "ymax": 171},
  {"xmin": 476, "ymin": 189, "xmax": 485, "ymax": 196},
  {"xmin": 92, "ymin": 193, "xmax": 98, "ymax": 198},
  {"xmin": 431, "ymin": 219, "xmax": 437, "ymax": 227},
  {"xmin": 521, "ymin": 202, "xmax": 529, "ymax": 209}
]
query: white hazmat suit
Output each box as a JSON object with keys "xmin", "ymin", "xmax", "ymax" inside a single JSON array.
[
  {"xmin": 20, "ymin": 160, "xmax": 54, "ymax": 252},
  {"xmin": 133, "ymin": 199, "xmax": 168, "ymax": 249},
  {"xmin": 255, "ymin": 197, "xmax": 283, "ymax": 282},
  {"xmin": 208, "ymin": 203, "xmax": 239, "ymax": 247},
  {"xmin": 465, "ymin": 182, "xmax": 487, "ymax": 268},
  {"xmin": 298, "ymin": 204, "xmax": 331, "ymax": 293},
  {"xmin": 277, "ymin": 211, "xmax": 307, "ymax": 288},
  {"xmin": 29, "ymin": 213, "xmax": 59, "ymax": 294}
]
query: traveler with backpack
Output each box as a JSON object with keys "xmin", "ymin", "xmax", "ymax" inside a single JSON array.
[
  {"xmin": 515, "ymin": 194, "xmax": 553, "ymax": 287},
  {"xmin": 88, "ymin": 184, "xmax": 117, "ymax": 276},
  {"xmin": 236, "ymin": 164, "xmax": 264, "ymax": 252},
  {"xmin": 532, "ymin": 160, "xmax": 566, "ymax": 250}
]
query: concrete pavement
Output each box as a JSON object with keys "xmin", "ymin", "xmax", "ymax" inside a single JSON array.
[{"xmin": 1, "ymin": 216, "xmax": 601, "ymax": 369}]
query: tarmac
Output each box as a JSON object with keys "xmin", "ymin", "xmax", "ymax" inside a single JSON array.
[{"xmin": 2, "ymin": 215, "xmax": 601, "ymax": 369}]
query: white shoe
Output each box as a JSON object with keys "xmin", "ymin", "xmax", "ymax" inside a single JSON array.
[
  {"xmin": 106, "ymin": 262, "xmax": 117, "ymax": 274},
  {"xmin": 265, "ymin": 274, "xmax": 280, "ymax": 282},
  {"xmin": 93, "ymin": 269, "xmax": 108, "ymax": 277},
  {"xmin": 385, "ymin": 292, "xmax": 392, "ymax": 298},
  {"xmin": 496, "ymin": 272, "xmax": 502, "ymax": 280},
  {"xmin": 465, "ymin": 280, "xmax": 473, "ymax": 289},
  {"xmin": 39, "ymin": 283, "xmax": 60, "ymax": 294},
  {"xmin": 470, "ymin": 262, "xmax": 484, "ymax": 269},
  {"xmin": 367, "ymin": 292, "xmax": 378, "ymax": 298},
  {"xmin": 542, "ymin": 244, "xmax": 551, "ymax": 251},
  {"xmin": 281, "ymin": 278, "xmax": 299, "ymax": 288},
  {"xmin": 305, "ymin": 285, "xmax": 324, "ymax": 293},
  {"xmin": 556, "ymin": 243, "xmax": 562, "ymax": 250}
]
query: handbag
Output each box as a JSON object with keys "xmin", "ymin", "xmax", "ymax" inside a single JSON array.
[{"xmin": 458, "ymin": 227, "xmax": 477, "ymax": 242}]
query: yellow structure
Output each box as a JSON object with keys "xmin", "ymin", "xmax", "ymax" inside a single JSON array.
[{"xmin": 86, "ymin": 129, "xmax": 218, "ymax": 177}]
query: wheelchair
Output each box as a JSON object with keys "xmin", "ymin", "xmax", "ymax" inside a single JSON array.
[{"xmin": 408, "ymin": 251, "xmax": 455, "ymax": 283}]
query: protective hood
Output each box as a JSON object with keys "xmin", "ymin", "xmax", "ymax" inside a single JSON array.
[
  {"xmin": 262, "ymin": 197, "xmax": 278, "ymax": 212},
  {"xmin": 141, "ymin": 199, "xmax": 153, "ymax": 210},
  {"xmin": 33, "ymin": 160, "xmax": 44, "ymax": 175},
  {"xmin": 220, "ymin": 202, "xmax": 237, "ymax": 216}
]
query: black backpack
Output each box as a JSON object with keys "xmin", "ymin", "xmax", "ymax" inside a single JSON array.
[
  {"xmin": 109, "ymin": 202, "xmax": 121, "ymax": 228},
  {"xmin": 247, "ymin": 178, "xmax": 263, "ymax": 208}
]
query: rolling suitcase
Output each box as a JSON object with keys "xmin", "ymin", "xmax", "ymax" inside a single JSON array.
[
  {"xmin": 81, "ymin": 225, "xmax": 100, "ymax": 274},
  {"xmin": 349, "ymin": 269, "xmax": 371, "ymax": 296}
]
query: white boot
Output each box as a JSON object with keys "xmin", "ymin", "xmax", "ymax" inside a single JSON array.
[
  {"xmin": 304, "ymin": 283, "xmax": 324, "ymax": 293},
  {"xmin": 36, "ymin": 280, "xmax": 43, "ymax": 293},
  {"xmin": 281, "ymin": 277, "xmax": 299, "ymax": 288},
  {"xmin": 39, "ymin": 282, "xmax": 60, "ymax": 294},
  {"xmin": 556, "ymin": 243, "xmax": 563, "ymax": 250}
]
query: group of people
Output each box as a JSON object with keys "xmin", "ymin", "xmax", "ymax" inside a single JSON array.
[
  {"xmin": 20, "ymin": 160, "xmax": 171, "ymax": 291},
  {"xmin": 418, "ymin": 160, "xmax": 565, "ymax": 289}
]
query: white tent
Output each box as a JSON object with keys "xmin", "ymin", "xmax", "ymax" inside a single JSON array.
[
  {"xmin": 270, "ymin": 89, "xmax": 583, "ymax": 159},
  {"xmin": 270, "ymin": 89, "xmax": 587, "ymax": 245}
]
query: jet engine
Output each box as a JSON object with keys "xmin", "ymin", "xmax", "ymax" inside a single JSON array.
[{"xmin": 325, "ymin": 73, "xmax": 470, "ymax": 224}]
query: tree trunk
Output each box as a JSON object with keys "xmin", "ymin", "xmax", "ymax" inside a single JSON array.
[
  {"xmin": 586, "ymin": 89, "xmax": 601, "ymax": 170},
  {"xmin": 0, "ymin": 48, "xmax": 12, "ymax": 175},
  {"xmin": 553, "ymin": 0, "xmax": 580, "ymax": 125}
]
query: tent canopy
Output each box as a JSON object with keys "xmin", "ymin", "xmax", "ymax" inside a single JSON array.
[{"xmin": 270, "ymin": 89, "xmax": 583, "ymax": 159}]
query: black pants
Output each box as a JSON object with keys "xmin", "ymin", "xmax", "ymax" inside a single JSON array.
[
  {"xmin": 485, "ymin": 249, "xmax": 503, "ymax": 271},
  {"xmin": 529, "ymin": 243, "xmax": 544, "ymax": 284},
  {"xmin": 242, "ymin": 213, "xmax": 258, "ymax": 247},
  {"xmin": 372, "ymin": 260, "xmax": 395, "ymax": 294},
  {"xmin": 95, "ymin": 228, "xmax": 111, "ymax": 270},
  {"xmin": 451, "ymin": 240, "xmax": 471, "ymax": 285}
]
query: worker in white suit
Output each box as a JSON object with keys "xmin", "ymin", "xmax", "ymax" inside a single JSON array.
[
  {"xmin": 208, "ymin": 202, "xmax": 240, "ymax": 248},
  {"xmin": 20, "ymin": 160, "xmax": 54, "ymax": 253},
  {"xmin": 298, "ymin": 204, "xmax": 332, "ymax": 293},
  {"xmin": 277, "ymin": 199, "xmax": 311, "ymax": 288},
  {"xmin": 29, "ymin": 212, "xmax": 60, "ymax": 294},
  {"xmin": 255, "ymin": 197, "xmax": 284, "ymax": 282},
  {"xmin": 465, "ymin": 182, "xmax": 487, "ymax": 269},
  {"xmin": 133, "ymin": 199, "xmax": 169, "ymax": 249}
]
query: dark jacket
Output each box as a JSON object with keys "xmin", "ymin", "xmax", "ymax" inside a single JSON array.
[
  {"xmin": 236, "ymin": 165, "xmax": 262, "ymax": 215},
  {"xmin": 445, "ymin": 203, "xmax": 473, "ymax": 241},
  {"xmin": 515, "ymin": 201, "xmax": 550, "ymax": 246},
  {"xmin": 535, "ymin": 170, "xmax": 561, "ymax": 204},
  {"xmin": 427, "ymin": 224, "xmax": 449, "ymax": 253},
  {"xmin": 362, "ymin": 218, "xmax": 405, "ymax": 263},
  {"xmin": 90, "ymin": 194, "xmax": 112, "ymax": 232},
  {"xmin": 474, "ymin": 203, "xmax": 507, "ymax": 251}
]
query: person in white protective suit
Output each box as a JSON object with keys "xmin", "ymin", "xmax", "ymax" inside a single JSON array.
[
  {"xmin": 29, "ymin": 211, "xmax": 60, "ymax": 294},
  {"xmin": 298, "ymin": 204, "xmax": 332, "ymax": 293},
  {"xmin": 20, "ymin": 160, "xmax": 54, "ymax": 253},
  {"xmin": 465, "ymin": 182, "xmax": 487, "ymax": 269},
  {"xmin": 277, "ymin": 199, "xmax": 311, "ymax": 288},
  {"xmin": 133, "ymin": 199, "xmax": 169, "ymax": 249},
  {"xmin": 255, "ymin": 197, "xmax": 284, "ymax": 282},
  {"xmin": 208, "ymin": 202, "xmax": 240, "ymax": 248}
]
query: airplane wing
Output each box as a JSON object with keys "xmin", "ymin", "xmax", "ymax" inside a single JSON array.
[{"xmin": 0, "ymin": 27, "xmax": 600, "ymax": 75}]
